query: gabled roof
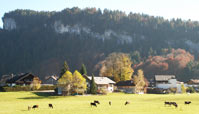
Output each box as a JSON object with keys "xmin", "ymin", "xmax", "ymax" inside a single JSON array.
[
  {"xmin": 155, "ymin": 75, "xmax": 175, "ymax": 81},
  {"xmin": 45, "ymin": 75, "xmax": 58, "ymax": 80},
  {"xmin": 86, "ymin": 76, "xmax": 115, "ymax": 85},
  {"xmin": 116, "ymin": 80, "xmax": 135, "ymax": 86},
  {"xmin": 187, "ymin": 79, "xmax": 199, "ymax": 84},
  {"xmin": 6, "ymin": 73, "xmax": 35, "ymax": 83}
]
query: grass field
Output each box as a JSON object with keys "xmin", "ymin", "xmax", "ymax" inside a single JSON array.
[{"xmin": 0, "ymin": 92, "xmax": 199, "ymax": 114}]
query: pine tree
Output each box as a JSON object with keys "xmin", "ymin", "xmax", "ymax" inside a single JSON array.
[
  {"xmin": 90, "ymin": 74, "xmax": 97, "ymax": 94},
  {"xmin": 80, "ymin": 64, "xmax": 87, "ymax": 75},
  {"xmin": 60, "ymin": 61, "xmax": 70, "ymax": 77}
]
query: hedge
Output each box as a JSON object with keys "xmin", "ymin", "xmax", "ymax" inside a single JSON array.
[{"xmin": 1, "ymin": 85, "xmax": 57, "ymax": 92}]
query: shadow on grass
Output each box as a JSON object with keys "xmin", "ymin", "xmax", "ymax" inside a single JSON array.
[{"xmin": 18, "ymin": 91, "xmax": 60, "ymax": 99}]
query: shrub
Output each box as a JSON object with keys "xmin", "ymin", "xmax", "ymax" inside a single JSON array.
[
  {"xmin": 38, "ymin": 85, "xmax": 56, "ymax": 90},
  {"xmin": 2, "ymin": 86, "xmax": 31, "ymax": 92},
  {"xmin": 186, "ymin": 87, "xmax": 195, "ymax": 93}
]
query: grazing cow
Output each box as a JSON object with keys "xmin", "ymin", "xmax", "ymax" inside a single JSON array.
[
  {"xmin": 28, "ymin": 106, "xmax": 31, "ymax": 111},
  {"xmin": 125, "ymin": 101, "xmax": 130, "ymax": 105},
  {"xmin": 49, "ymin": 104, "xmax": 53, "ymax": 108},
  {"xmin": 109, "ymin": 101, "xmax": 111, "ymax": 106},
  {"xmin": 172, "ymin": 103, "xmax": 178, "ymax": 108},
  {"xmin": 185, "ymin": 101, "xmax": 191, "ymax": 105},
  {"xmin": 94, "ymin": 100, "xmax": 100, "ymax": 104},
  {"xmin": 32, "ymin": 105, "xmax": 39, "ymax": 109},
  {"xmin": 90, "ymin": 102, "xmax": 97, "ymax": 107},
  {"xmin": 164, "ymin": 101, "xmax": 171, "ymax": 106}
]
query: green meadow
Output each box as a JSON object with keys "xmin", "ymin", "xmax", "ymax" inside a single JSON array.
[{"xmin": 0, "ymin": 92, "xmax": 199, "ymax": 114}]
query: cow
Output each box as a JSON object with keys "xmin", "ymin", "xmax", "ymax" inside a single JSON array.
[
  {"xmin": 49, "ymin": 104, "xmax": 53, "ymax": 108},
  {"xmin": 164, "ymin": 101, "xmax": 171, "ymax": 106},
  {"xmin": 185, "ymin": 101, "xmax": 191, "ymax": 105},
  {"xmin": 94, "ymin": 100, "xmax": 100, "ymax": 104},
  {"xmin": 172, "ymin": 103, "xmax": 178, "ymax": 108},
  {"xmin": 28, "ymin": 106, "xmax": 31, "ymax": 111},
  {"xmin": 109, "ymin": 101, "xmax": 111, "ymax": 106},
  {"xmin": 125, "ymin": 101, "xmax": 130, "ymax": 105},
  {"xmin": 169, "ymin": 102, "xmax": 178, "ymax": 108},
  {"xmin": 32, "ymin": 105, "xmax": 39, "ymax": 109},
  {"xmin": 90, "ymin": 102, "xmax": 97, "ymax": 107}
]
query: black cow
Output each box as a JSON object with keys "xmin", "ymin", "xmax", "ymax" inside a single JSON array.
[
  {"xmin": 172, "ymin": 103, "xmax": 178, "ymax": 108},
  {"xmin": 90, "ymin": 102, "xmax": 97, "ymax": 107},
  {"xmin": 32, "ymin": 105, "xmax": 39, "ymax": 109},
  {"xmin": 185, "ymin": 101, "xmax": 191, "ymax": 105},
  {"xmin": 94, "ymin": 100, "xmax": 100, "ymax": 104},
  {"xmin": 125, "ymin": 101, "xmax": 130, "ymax": 105},
  {"xmin": 164, "ymin": 101, "xmax": 171, "ymax": 106},
  {"xmin": 49, "ymin": 104, "xmax": 53, "ymax": 108}
]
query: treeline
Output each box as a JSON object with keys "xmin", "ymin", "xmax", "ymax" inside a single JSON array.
[{"xmin": 1, "ymin": 7, "xmax": 199, "ymax": 80}]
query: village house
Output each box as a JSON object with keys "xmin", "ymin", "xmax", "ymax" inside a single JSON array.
[
  {"xmin": 154, "ymin": 75, "xmax": 182, "ymax": 93},
  {"xmin": 83, "ymin": 75, "xmax": 115, "ymax": 93},
  {"xmin": 43, "ymin": 75, "xmax": 58, "ymax": 85},
  {"xmin": 116, "ymin": 80, "xmax": 135, "ymax": 93},
  {"xmin": 5, "ymin": 73, "xmax": 41, "ymax": 86},
  {"xmin": 187, "ymin": 79, "xmax": 199, "ymax": 87}
]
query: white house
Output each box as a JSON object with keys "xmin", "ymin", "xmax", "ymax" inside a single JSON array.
[
  {"xmin": 154, "ymin": 75, "xmax": 182, "ymax": 93},
  {"xmin": 84, "ymin": 75, "xmax": 115, "ymax": 93}
]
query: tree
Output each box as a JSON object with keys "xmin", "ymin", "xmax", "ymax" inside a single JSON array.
[
  {"xmin": 133, "ymin": 69, "xmax": 146, "ymax": 93},
  {"xmin": 181, "ymin": 84, "xmax": 186, "ymax": 94},
  {"xmin": 30, "ymin": 77, "xmax": 41, "ymax": 90},
  {"xmin": 90, "ymin": 74, "xmax": 97, "ymax": 94},
  {"xmin": 57, "ymin": 71, "xmax": 73, "ymax": 95},
  {"xmin": 99, "ymin": 53, "xmax": 134, "ymax": 82},
  {"xmin": 60, "ymin": 61, "xmax": 70, "ymax": 77},
  {"xmin": 80, "ymin": 64, "xmax": 87, "ymax": 75},
  {"xmin": 72, "ymin": 70, "xmax": 87, "ymax": 94}
]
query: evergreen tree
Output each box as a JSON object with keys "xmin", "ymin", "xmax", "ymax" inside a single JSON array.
[
  {"xmin": 90, "ymin": 74, "xmax": 97, "ymax": 94},
  {"xmin": 80, "ymin": 64, "xmax": 87, "ymax": 75},
  {"xmin": 60, "ymin": 61, "xmax": 70, "ymax": 77}
]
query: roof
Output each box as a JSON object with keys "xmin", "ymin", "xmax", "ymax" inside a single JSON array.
[
  {"xmin": 188, "ymin": 79, "xmax": 199, "ymax": 84},
  {"xmin": 116, "ymin": 80, "xmax": 135, "ymax": 86},
  {"xmin": 86, "ymin": 76, "xmax": 115, "ymax": 85},
  {"xmin": 6, "ymin": 73, "xmax": 35, "ymax": 83},
  {"xmin": 155, "ymin": 75, "xmax": 175, "ymax": 81},
  {"xmin": 45, "ymin": 75, "xmax": 58, "ymax": 80}
]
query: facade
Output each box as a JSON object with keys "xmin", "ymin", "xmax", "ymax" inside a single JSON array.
[
  {"xmin": 116, "ymin": 80, "xmax": 135, "ymax": 93},
  {"xmin": 84, "ymin": 75, "xmax": 115, "ymax": 93},
  {"xmin": 154, "ymin": 75, "xmax": 182, "ymax": 93},
  {"xmin": 6, "ymin": 73, "xmax": 41, "ymax": 86}
]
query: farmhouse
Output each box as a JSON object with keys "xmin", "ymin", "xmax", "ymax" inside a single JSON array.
[
  {"xmin": 43, "ymin": 75, "xmax": 58, "ymax": 85},
  {"xmin": 116, "ymin": 80, "xmax": 135, "ymax": 93},
  {"xmin": 0, "ymin": 74, "xmax": 14, "ymax": 86},
  {"xmin": 154, "ymin": 75, "xmax": 182, "ymax": 93},
  {"xmin": 6, "ymin": 73, "xmax": 41, "ymax": 86},
  {"xmin": 187, "ymin": 79, "xmax": 199, "ymax": 87},
  {"xmin": 83, "ymin": 75, "xmax": 115, "ymax": 93}
]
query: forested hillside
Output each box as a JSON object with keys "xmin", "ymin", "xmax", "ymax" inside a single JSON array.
[{"xmin": 1, "ymin": 7, "xmax": 199, "ymax": 80}]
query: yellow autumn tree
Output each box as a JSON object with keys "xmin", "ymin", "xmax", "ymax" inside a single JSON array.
[
  {"xmin": 99, "ymin": 52, "xmax": 134, "ymax": 82},
  {"xmin": 133, "ymin": 69, "xmax": 146, "ymax": 93},
  {"xmin": 57, "ymin": 71, "xmax": 73, "ymax": 95},
  {"xmin": 72, "ymin": 70, "xmax": 87, "ymax": 94}
]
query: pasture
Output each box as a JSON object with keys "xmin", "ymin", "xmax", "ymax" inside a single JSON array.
[{"xmin": 0, "ymin": 92, "xmax": 199, "ymax": 114}]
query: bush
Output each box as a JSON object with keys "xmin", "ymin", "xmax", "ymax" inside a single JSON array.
[
  {"xmin": 186, "ymin": 87, "xmax": 195, "ymax": 93},
  {"xmin": 2, "ymin": 86, "xmax": 31, "ymax": 92},
  {"xmin": 97, "ymin": 88, "xmax": 108, "ymax": 95},
  {"xmin": 38, "ymin": 85, "xmax": 57, "ymax": 90}
]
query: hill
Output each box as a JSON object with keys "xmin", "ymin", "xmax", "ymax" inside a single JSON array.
[{"xmin": 1, "ymin": 7, "xmax": 199, "ymax": 80}]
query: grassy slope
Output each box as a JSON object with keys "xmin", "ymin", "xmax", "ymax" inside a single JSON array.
[{"xmin": 0, "ymin": 92, "xmax": 198, "ymax": 114}]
